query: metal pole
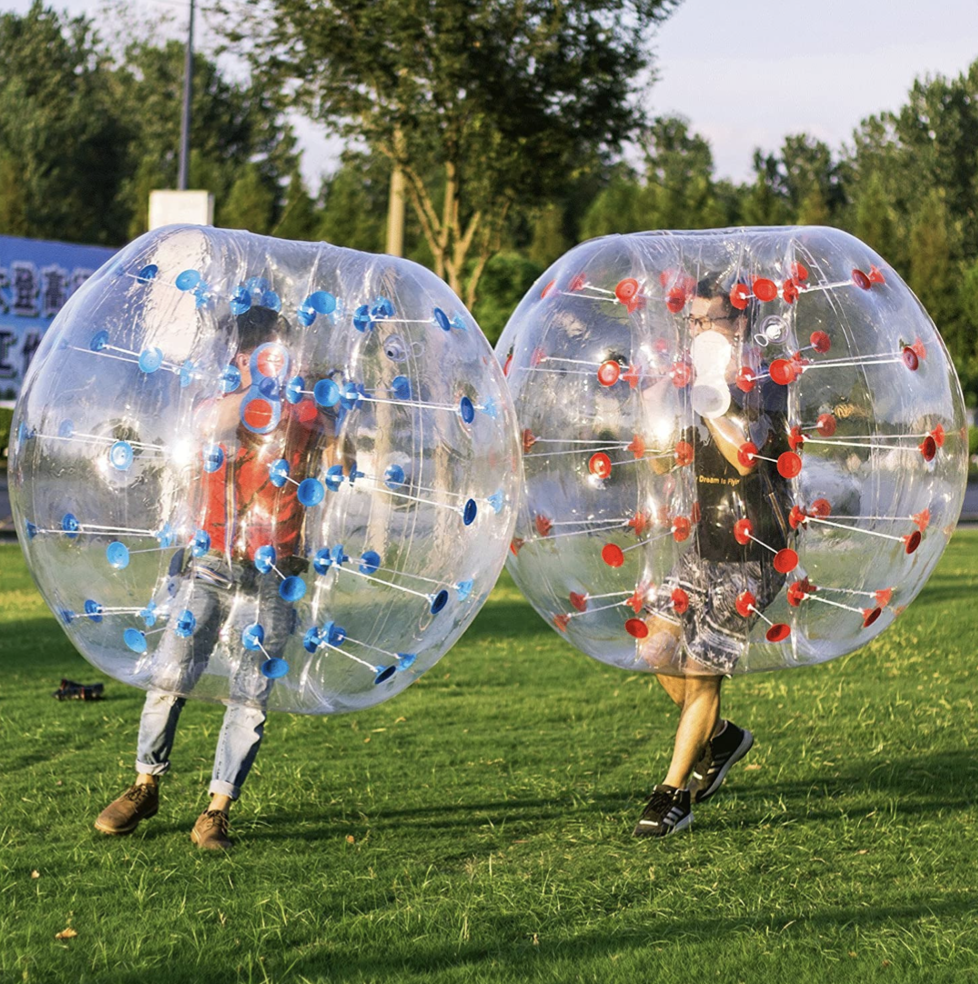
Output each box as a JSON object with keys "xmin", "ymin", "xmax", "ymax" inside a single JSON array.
[{"xmin": 177, "ymin": 0, "xmax": 196, "ymax": 190}]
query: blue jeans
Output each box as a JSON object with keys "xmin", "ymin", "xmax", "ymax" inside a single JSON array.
[{"xmin": 134, "ymin": 555, "xmax": 296, "ymax": 800}]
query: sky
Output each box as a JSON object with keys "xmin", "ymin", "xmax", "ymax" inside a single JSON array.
[{"xmin": 5, "ymin": 0, "xmax": 978, "ymax": 190}]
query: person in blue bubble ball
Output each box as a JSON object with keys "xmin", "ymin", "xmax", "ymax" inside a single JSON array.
[{"xmin": 95, "ymin": 305, "xmax": 337, "ymax": 849}]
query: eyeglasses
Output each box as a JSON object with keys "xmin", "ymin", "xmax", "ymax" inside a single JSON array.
[{"xmin": 687, "ymin": 314, "xmax": 735, "ymax": 330}]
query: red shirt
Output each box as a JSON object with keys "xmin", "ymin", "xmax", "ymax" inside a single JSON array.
[{"xmin": 198, "ymin": 399, "xmax": 325, "ymax": 561}]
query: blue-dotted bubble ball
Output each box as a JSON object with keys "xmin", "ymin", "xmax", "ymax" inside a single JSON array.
[
  {"xmin": 11, "ymin": 225, "xmax": 519, "ymax": 713},
  {"xmin": 496, "ymin": 227, "xmax": 967, "ymax": 676}
]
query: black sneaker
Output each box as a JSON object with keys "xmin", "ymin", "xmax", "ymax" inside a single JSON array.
[
  {"xmin": 632, "ymin": 784, "xmax": 692, "ymax": 838},
  {"xmin": 687, "ymin": 720, "xmax": 754, "ymax": 804}
]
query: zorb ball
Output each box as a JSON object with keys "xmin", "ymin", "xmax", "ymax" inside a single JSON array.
[
  {"xmin": 496, "ymin": 228, "xmax": 967, "ymax": 675},
  {"xmin": 11, "ymin": 226, "xmax": 519, "ymax": 713}
]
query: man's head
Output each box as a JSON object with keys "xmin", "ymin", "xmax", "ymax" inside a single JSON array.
[
  {"xmin": 228, "ymin": 305, "xmax": 290, "ymax": 388},
  {"xmin": 687, "ymin": 277, "xmax": 749, "ymax": 340}
]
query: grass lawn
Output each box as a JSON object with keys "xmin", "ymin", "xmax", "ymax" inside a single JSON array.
[{"xmin": 1, "ymin": 534, "xmax": 978, "ymax": 984}]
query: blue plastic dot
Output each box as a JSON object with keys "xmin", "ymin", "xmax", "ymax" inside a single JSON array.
[
  {"xmin": 313, "ymin": 549, "xmax": 332, "ymax": 575},
  {"xmin": 396, "ymin": 653, "xmax": 417, "ymax": 671},
  {"xmin": 324, "ymin": 465, "xmax": 344, "ymax": 492},
  {"xmin": 108, "ymin": 440, "xmax": 134, "ymax": 471},
  {"xmin": 269, "ymin": 458, "xmax": 290, "ymax": 488},
  {"xmin": 353, "ymin": 304, "xmax": 372, "ymax": 332},
  {"xmin": 433, "ymin": 307, "xmax": 451, "ymax": 331},
  {"xmin": 303, "ymin": 627, "xmax": 323, "ymax": 653},
  {"xmin": 450, "ymin": 314, "xmax": 467, "ymax": 331},
  {"xmin": 138, "ymin": 347, "xmax": 163, "ymax": 373},
  {"xmin": 373, "ymin": 297, "xmax": 395, "ymax": 319},
  {"xmin": 245, "ymin": 276, "xmax": 270, "ymax": 294},
  {"xmin": 261, "ymin": 657, "xmax": 289, "ymax": 679},
  {"xmin": 259, "ymin": 290, "xmax": 280, "ymax": 312},
  {"xmin": 136, "ymin": 264, "xmax": 158, "ymax": 284},
  {"xmin": 384, "ymin": 464, "xmax": 405, "ymax": 490},
  {"xmin": 175, "ymin": 269, "xmax": 201, "ymax": 291},
  {"xmin": 326, "ymin": 621, "xmax": 346, "ymax": 646},
  {"xmin": 202, "ymin": 444, "xmax": 225, "ymax": 473},
  {"xmin": 463, "ymin": 498, "xmax": 478, "ymax": 526},
  {"xmin": 254, "ymin": 545, "xmax": 277, "ymax": 575},
  {"xmin": 62, "ymin": 513, "xmax": 80, "ymax": 538},
  {"xmin": 124, "ymin": 628, "xmax": 147, "ymax": 653},
  {"xmin": 459, "ymin": 396, "xmax": 475, "ymax": 424},
  {"xmin": 191, "ymin": 529, "xmax": 211, "ymax": 557},
  {"xmin": 374, "ymin": 665, "xmax": 396, "ymax": 685},
  {"xmin": 193, "ymin": 284, "xmax": 212, "ymax": 309},
  {"xmin": 175, "ymin": 609, "xmax": 196, "ymax": 637},
  {"xmin": 297, "ymin": 303, "xmax": 316, "ymax": 327},
  {"xmin": 25, "ymin": 520, "xmax": 38, "ymax": 540},
  {"xmin": 257, "ymin": 375, "xmax": 279, "ymax": 398},
  {"xmin": 430, "ymin": 589, "xmax": 449, "ymax": 615},
  {"xmin": 313, "ymin": 378, "xmax": 339, "ymax": 407},
  {"xmin": 391, "ymin": 375, "xmax": 412, "ymax": 401},
  {"xmin": 155, "ymin": 523, "xmax": 175, "ymax": 548},
  {"xmin": 84, "ymin": 599, "xmax": 103, "ymax": 623},
  {"xmin": 480, "ymin": 398, "xmax": 498, "ymax": 419},
  {"xmin": 58, "ymin": 419, "xmax": 74, "ymax": 438},
  {"xmin": 455, "ymin": 579, "xmax": 474, "ymax": 601},
  {"xmin": 298, "ymin": 478, "xmax": 325, "ymax": 507},
  {"xmin": 359, "ymin": 551, "xmax": 381, "ymax": 574},
  {"xmin": 220, "ymin": 364, "xmax": 242, "ymax": 393},
  {"xmin": 280, "ymin": 576, "xmax": 306, "ymax": 602},
  {"xmin": 16, "ymin": 421, "xmax": 32, "ymax": 448},
  {"xmin": 179, "ymin": 360, "xmax": 196, "ymax": 387},
  {"xmin": 90, "ymin": 330, "xmax": 109, "ymax": 351},
  {"xmin": 340, "ymin": 382, "xmax": 362, "ymax": 410},
  {"xmin": 487, "ymin": 490, "xmax": 505, "ymax": 514},
  {"xmin": 140, "ymin": 601, "xmax": 158, "ymax": 627},
  {"xmin": 59, "ymin": 609, "xmax": 75, "ymax": 624},
  {"xmin": 310, "ymin": 291, "xmax": 336, "ymax": 314},
  {"xmin": 347, "ymin": 463, "xmax": 364, "ymax": 485},
  {"xmin": 230, "ymin": 287, "xmax": 252, "ymax": 316},
  {"xmin": 330, "ymin": 544, "xmax": 348, "ymax": 567},
  {"xmin": 106, "ymin": 541, "xmax": 130, "ymax": 570},
  {"xmin": 241, "ymin": 622, "xmax": 264, "ymax": 650},
  {"xmin": 285, "ymin": 376, "xmax": 305, "ymax": 404}
]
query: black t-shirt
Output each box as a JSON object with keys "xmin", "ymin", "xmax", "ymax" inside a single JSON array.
[{"xmin": 690, "ymin": 375, "xmax": 791, "ymax": 564}]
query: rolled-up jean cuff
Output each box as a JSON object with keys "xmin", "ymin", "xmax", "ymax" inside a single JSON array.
[
  {"xmin": 135, "ymin": 760, "xmax": 171, "ymax": 777},
  {"xmin": 208, "ymin": 779, "xmax": 241, "ymax": 800}
]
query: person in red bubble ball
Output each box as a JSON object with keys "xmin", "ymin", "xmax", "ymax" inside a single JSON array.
[
  {"xmin": 632, "ymin": 276, "xmax": 793, "ymax": 838},
  {"xmin": 95, "ymin": 305, "xmax": 338, "ymax": 849}
]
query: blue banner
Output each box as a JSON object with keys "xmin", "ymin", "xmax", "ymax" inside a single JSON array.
[{"xmin": 0, "ymin": 234, "xmax": 117, "ymax": 403}]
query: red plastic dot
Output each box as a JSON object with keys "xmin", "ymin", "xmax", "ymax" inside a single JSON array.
[
  {"xmin": 256, "ymin": 345, "xmax": 286, "ymax": 378},
  {"xmin": 729, "ymin": 283, "xmax": 750, "ymax": 310},
  {"xmin": 628, "ymin": 434, "xmax": 646, "ymax": 459},
  {"xmin": 690, "ymin": 501, "xmax": 702, "ymax": 525},
  {"xmin": 735, "ymin": 591, "xmax": 756, "ymax": 618},
  {"xmin": 243, "ymin": 399, "xmax": 274, "ymax": 430},
  {"xmin": 788, "ymin": 426, "xmax": 806, "ymax": 451},
  {"xmin": 666, "ymin": 286, "xmax": 687, "ymax": 313},
  {"xmin": 919, "ymin": 436, "xmax": 937, "ymax": 462},
  {"xmin": 766, "ymin": 623, "xmax": 792, "ymax": 643},
  {"xmin": 530, "ymin": 348, "xmax": 547, "ymax": 367},
  {"xmin": 522, "ymin": 429, "xmax": 537, "ymax": 452},
  {"xmin": 852, "ymin": 269, "xmax": 872, "ymax": 290},
  {"xmin": 672, "ymin": 516, "xmax": 691, "ymax": 542},
  {"xmin": 674, "ymin": 441, "xmax": 694, "ymax": 467},
  {"xmin": 622, "ymin": 364, "xmax": 641, "ymax": 388},
  {"xmin": 738, "ymin": 442, "xmax": 758, "ymax": 469},
  {"xmin": 625, "ymin": 618, "xmax": 649, "ymax": 639},
  {"xmin": 773, "ymin": 548, "xmax": 799, "ymax": 574},
  {"xmin": 541, "ymin": 279, "xmax": 556, "ymax": 298},
  {"xmin": 777, "ymin": 451, "xmax": 802, "ymax": 479},
  {"xmin": 787, "ymin": 579, "xmax": 813, "ymax": 607},
  {"xmin": 628, "ymin": 512, "xmax": 649, "ymax": 537},
  {"xmin": 569, "ymin": 592, "xmax": 588, "ymax": 612},
  {"xmin": 589, "ymin": 453, "xmax": 612, "ymax": 479},
  {"xmin": 862, "ymin": 607, "xmax": 883, "ymax": 628},
  {"xmin": 602, "ymin": 543, "xmax": 624, "ymax": 567},
  {"xmin": 913, "ymin": 509, "xmax": 931, "ymax": 532},
  {"xmin": 294, "ymin": 399, "xmax": 318, "ymax": 425},
  {"xmin": 902, "ymin": 347, "xmax": 919, "ymax": 371},
  {"xmin": 671, "ymin": 588, "xmax": 689, "ymax": 615},
  {"xmin": 535, "ymin": 514, "xmax": 553, "ymax": 537},
  {"xmin": 671, "ymin": 361, "xmax": 692, "ymax": 387},
  {"xmin": 874, "ymin": 588, "xmax": 893, "ymax": 607},
  {"xmin": 733, "ymin": 518, "xmax": 753, "ymax": 546},
  {"xmin": 810, "ymin": 498, "xmax": 832, "ymax": 518},
  {"xmin": 810, "ymin": 330, "xmax": 831, "ymax": 354},
  {"xmin": 790, "ymin": 262, "xmax": 809, "ymax": 283},
  {"xmin": 597, "ymin": 360, "xmax": 621, "ymax": 386},
  {"xmin": 503, "ymin": 352, "xmax": 513, "ymax": 376},
  {"xmin": 868, "ymin": 264, "xmax": 886, "ymax": 285},
  {"xmin": 569, "ymin": 273, "xmax": 587, "ymax": 292},
  {"xmin": 616, "ymin": 278, "xmax": 643, "ymax": 313},
  {"xmin": 911, "ymin": 338, "xmax": 927, "ymax": 360},
  {"xmin": 770, "ymin": 359, "xmax": 798, "ymax": 386},
  {"xmin": 904, "ymin": 531, "xmax": 922, "ymax": 554},
  {"xmin": 509, "ymin": 537, "xmax": 524, "ymax": 555},
  {"xmin": 553, "ymin": 613, "xmax": 570, "ymax": 632},
  {"xmin": 782, "ymin": 279, "xmax": 800, "ymax": 304},
  {"xmin": 626, "ymin": 589, "xmax": 645, "ymax": 614},
  {"xmin": 752, "ymin": 278, "xmax": 778, "ymax": 302},
  {"xmin": 736, "ymin": 366, "xmax": 756, "ymax": 393},
  {"xmin": 659, "ymin": 269, "xmax": 675, "ymax": 288},
  {"xmin": 816, "ymin": 413, "xmax": 837, "ymax": 437},
  {"xmin": 931, "ymin": 424, "xmax": 946, "ymax": 447},
  {"xmin": 789, "ymin": 505, "xmax": 808, "ymax": 530}
]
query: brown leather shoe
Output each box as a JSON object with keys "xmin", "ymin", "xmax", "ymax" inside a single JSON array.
[
  {"xmin": 191, "ymin": 809, "xmax": 232, "ymax": 850},
  {"xmin": 94, "ymin": 782, "xmax": 159, "ymax": 835}
]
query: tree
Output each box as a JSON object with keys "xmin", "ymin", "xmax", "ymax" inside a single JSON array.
[{"xmin": 223, "ymin": 0, "xmax": 679, "ymax": 307}]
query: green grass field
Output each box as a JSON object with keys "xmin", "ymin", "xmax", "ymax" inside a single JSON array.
[{"xmin": 2, "ymin": 535, "xmax": 978, "ymax": 984}]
